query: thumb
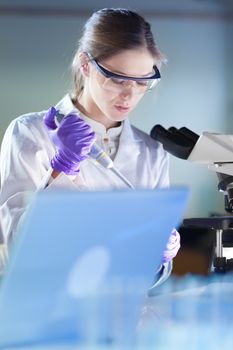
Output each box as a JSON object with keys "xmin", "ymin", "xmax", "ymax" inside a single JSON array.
[{"xmin": 44, "ymin": 107, "xmax": 58, "ymax": 130}]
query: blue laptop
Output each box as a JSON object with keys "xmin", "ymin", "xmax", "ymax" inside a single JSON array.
[{"xmin": 0, "ymin": 188, "xmax": 189, "ymax": 348}]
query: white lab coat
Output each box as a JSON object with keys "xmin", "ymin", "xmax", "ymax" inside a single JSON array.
[{"xmin": 0, "ymin": 94, "xmax": 171, "ymax": 285}]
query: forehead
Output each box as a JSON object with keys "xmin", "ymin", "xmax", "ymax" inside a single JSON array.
[{"xmin": 101, "ymin": 49, "xmax": 157, "ymax": 76}]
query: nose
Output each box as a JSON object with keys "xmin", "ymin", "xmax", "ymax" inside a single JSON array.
[{"xmin": 119, "ymin": 84, "xmax": 134, "ymax": 100}]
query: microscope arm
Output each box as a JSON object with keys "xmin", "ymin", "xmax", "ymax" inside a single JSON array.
[
  {"xmin": 150, "ymin": 125, "xmax": 233, "ymax": 212},
  {"xmin": 187, "ymin": 132, "xmax": 233, "ymax": 177},
  {"xmin": 150, "ymin": 125, "xmax": 233, "ymax": 176}
]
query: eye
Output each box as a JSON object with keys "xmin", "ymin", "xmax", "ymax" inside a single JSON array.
[
  {"xmin": 110, "ymin": 77, "xmax": 125, "ymax": 85},
  {"xmin": 136, "ymin": 80, "xmax": 149, "ymax": 87}
]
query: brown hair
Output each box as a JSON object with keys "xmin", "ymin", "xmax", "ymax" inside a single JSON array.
[{"xmin": 71, "ymin": 8, "xmax": 166, "ymax": 98}]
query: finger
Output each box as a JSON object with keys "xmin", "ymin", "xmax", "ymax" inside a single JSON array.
[
  {"xmin": 171, "ymin": 228, "xmax": 179, "ymax": 238},
  {"xmin": 169, "ymin": 235, "xmax": 180, "ymax": 245},
  {"xmin": 61, "ymin": 114, "xmax": 96, "ymax": 143},
  {"xmin": 44, "ymin": 107, "xmax": 57, "ymax": 130},
  {"xmin": 61, "ymin": 112, "xmax": 83, "ymax": 126},
  {"xmin": 169, "ymin": 229, "xmax": 180, "ymax": 243},
  {"xmin": 166, "ymin": 239, "xmax": 180, "ymax": 250},
  {"xmin": 163, "ymin": 244, "xmax": 180, "ymax": 261}
]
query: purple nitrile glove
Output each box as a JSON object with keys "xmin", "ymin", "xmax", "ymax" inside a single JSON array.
[
  {"xmin": 44, "ymin": 107, "xmax": 96, "ymax": 175},
  {"xmin": 162, "ymin": 228, "xmax": 181, "ymax": 264}
]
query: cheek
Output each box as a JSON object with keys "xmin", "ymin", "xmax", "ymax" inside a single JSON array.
[
  {"xmin": 93, "ymin": 85, "xmax": 116, "ymax": 107},
  {"xmin": 89, "ymin": 75, "xmax": 109, "ymax": 101},
  {"xmin": 125, "ymin": 93, "xmax": 144, "ymax": 110},
  {"xmin": 89, "ymin": 75, "xmax": 100, "ymax": 97}
]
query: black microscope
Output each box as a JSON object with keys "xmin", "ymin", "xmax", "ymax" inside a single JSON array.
[{"xmin": 150, "ymin": 125, "xmax": 233, "ymax": 273}]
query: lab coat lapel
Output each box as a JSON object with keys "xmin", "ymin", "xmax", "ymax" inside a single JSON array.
[
  {"xmin": 113, "ymin": 119, "xmax": 141, "ymax": 169},
  {"xmin": 55, "ymin": 94, "xmax": 78, "ymax": 115}
]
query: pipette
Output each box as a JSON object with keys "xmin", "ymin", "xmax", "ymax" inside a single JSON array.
[{"xmin": 55, "ymin": 111, "xmax": 135, "ymax": 189}]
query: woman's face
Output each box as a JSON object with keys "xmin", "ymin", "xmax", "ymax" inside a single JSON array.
[{"xmin": 80, "ymin": 48, "xmax": 158, "ymax": 129}]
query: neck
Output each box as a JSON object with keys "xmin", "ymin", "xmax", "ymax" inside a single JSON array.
[{"xmin": 73, "ymin": 94, "xmax": 120, "ymax": 130}]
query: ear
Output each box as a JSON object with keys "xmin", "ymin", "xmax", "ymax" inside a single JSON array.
[{"xmin": 79, "ymin": 52, "xmax": 90, "ymax": 77}]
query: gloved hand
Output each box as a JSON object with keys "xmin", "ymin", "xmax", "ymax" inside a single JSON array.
[
  {"xmin": 162, "ymin": 228, "xmax": 180, "ymax": 264},
  {"xmin": 44, "ymin": 107, "xmax": 96, "ymax": 175}
]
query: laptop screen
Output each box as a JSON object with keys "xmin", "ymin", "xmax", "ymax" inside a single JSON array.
[{"xmin": 0, "ymin": 187, "xmax": 189, "ymax": 348}]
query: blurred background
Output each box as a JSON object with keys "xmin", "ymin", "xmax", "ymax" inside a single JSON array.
[
  {"xmin": 1, "ymin": 0, "xmax": 233, "ymax": 222},
  {"xmin": 2, "ymin": 4, "xmax": 233, "ymax": 346}
]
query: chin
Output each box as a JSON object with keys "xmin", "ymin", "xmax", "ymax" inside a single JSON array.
[
  {"xmin": 111, "ymin": 108, "xmax": 130, "ymax": 120},
  {"xmin": 112, "ymin": 114, "xmax": 128, "ymax": 123}
]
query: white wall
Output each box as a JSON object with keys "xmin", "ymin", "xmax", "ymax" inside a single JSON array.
[
  {"xmin": 226, "ymin": 20, "xmax": 233, "ymax": 131},
  {"xmin": 132, "ymin": 15, "xmax": 228, "ymax": 218},
  {"xmin": 0, "ymin": 1, "xmax": 232, "ymax": 218}
]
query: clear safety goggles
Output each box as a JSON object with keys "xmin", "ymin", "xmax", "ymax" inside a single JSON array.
[{"xmin": 87, "ymin": 53, "xmax": 161, "ymax": 94}]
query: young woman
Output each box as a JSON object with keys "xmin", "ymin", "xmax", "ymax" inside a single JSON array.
[{"xmin": 0, "ymin": 8, "xmax": 180, "ymax": 285}]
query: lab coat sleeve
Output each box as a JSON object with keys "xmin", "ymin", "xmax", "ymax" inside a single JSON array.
[
  {"xmin": 147, "ymin": 261, "xmax": 173, "ymax": 296},
  {"xmin": 149, "ymin": 144, "xmax": 172, "ymax": 290},
  {"xmin": 0, "ymin": 114, "xmax": 85, "ymax": 244},
  {"xmin": 0, "ymin": 119, "xmax": 40, "ymax": 243},
  {"xmin": 151, "ymin": 146, "xmax": 174, "ymax": 288}
]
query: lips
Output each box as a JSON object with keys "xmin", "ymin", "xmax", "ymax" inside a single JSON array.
[{"xmin": 115, "ymin": 105, "xmax": 130, "ymax": 113}]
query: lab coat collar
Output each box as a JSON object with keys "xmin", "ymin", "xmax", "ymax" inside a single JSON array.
[
  {"xmin": 55, "ymin": 94, "xmax": 77, "ymax": 115},
  {"xmin": 80, "ymin": 114, "xmax": 123, "ymax": 139}
]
